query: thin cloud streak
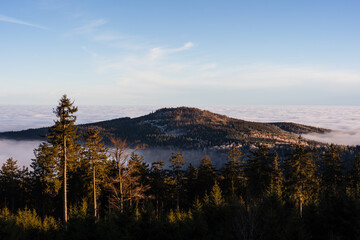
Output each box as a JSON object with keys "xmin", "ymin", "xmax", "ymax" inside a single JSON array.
[
  {"xmin": 66, "ymin": 19, "xmax": 106, "ymax": 36},
  {"xmin": 96, "ymin": 50, "xmax": 360, "ymax": 91},
  {"xmin": 0, "ymin": 14, "xmax": 47, "ymax": 29},
  {"xmin": 149, "ymin": 42, "xmax": 194, "ymax": 59}
]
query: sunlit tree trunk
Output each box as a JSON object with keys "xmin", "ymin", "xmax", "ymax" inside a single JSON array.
[
  {"xmin": 93, "ymin": 163, "xmax": 97, "ymax": 218},
  {"xmin": 63, "ymin": 136, "xmax": 67, "ymax": 231}
]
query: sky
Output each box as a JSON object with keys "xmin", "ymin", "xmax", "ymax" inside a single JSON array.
[{"xmin": 1, "ymin": 0, "xmax": 360, "ymax": 105}]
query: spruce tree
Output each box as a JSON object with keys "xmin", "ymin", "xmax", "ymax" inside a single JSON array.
[
  {"xmin": 269, "ymin": 152, "xmax": 283, "ymax": 198},
  {"xmin": 245, "ymin": 145, "xmax": 273, "ymax": 199},
  {"xmin": 48, "ymin": 94, "xmax": 79, "ymax": 230},
  {"xmin": 150, "ymin": 161, "xmax": 166, "ymax": 217},
  {"xmin": 169, "ymin": 152, "xmax": 185, "ymax": 210},
  {"xmin": 31, "ymin": 143, "xmax": 61, "ymax": 216},
  {"xmin": 349, "ymin": 151, "xmax": 360, "ymax": 198},
  {"xmin": 0, "ymin": 158, "xmax": 21, "ymax": 211},
  {"xmin": 83, "ymin": 128, "xmax": 108, "ymax": 218},
  {"xmin": 320, "ymin": 144, "xmax": 344, "ymax": 197},
  {"xmin": 197, "ymin": 154, "xmax": 217, "ymax": 197},
  {"xmin": 210, "ymin": 181, "xmax": 224, "ymax": 207},
  {"xmin": 184, "ymin": 163, "xmax": 198, "ymax": 206},
  {"xmin": 284, "ymin": 137, "xmax": 317, "ymax": 217},
  {"xmin": 222, "ymin": 147, "xmax": 245, "ymax": 199}
]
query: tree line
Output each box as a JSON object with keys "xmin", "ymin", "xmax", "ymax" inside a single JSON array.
[{"xmin": 1, "ymin": 95, "xmax": 360, "ymax": 239}]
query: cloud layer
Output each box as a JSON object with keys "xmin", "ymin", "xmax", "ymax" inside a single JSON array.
[
  {"xmin": 1, "ymin": 105, "xmax": 360, "ymax": 167},
  {"xmin": 0, "ymin": 140, "xmax": 42, "ymax": 167}
]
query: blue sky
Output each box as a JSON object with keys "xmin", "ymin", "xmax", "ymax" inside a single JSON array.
[{"xmin": 1, "ymin": 0, "xmax": 360, "ymax": 105}]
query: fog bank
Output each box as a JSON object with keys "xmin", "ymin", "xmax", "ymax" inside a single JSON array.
[
  {"xmin": 0, "ymin": 140, "xmax": 42, "ymax": 167},
  {"xmin": 1, "ymin": 105, "xmax": 360, "ymax": 167},
  {"xmin": 303, "ymin": 131, "xmax": 360, "ymax": 146}
]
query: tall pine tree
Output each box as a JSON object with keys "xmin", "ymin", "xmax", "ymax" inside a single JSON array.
[
  {"xmin": 48, "ymin": 94, "xmax": 79, "ymax": 230},
  {"xmin": 284, "ymin": 137, "xmax": 317, "ymax": 217},
  {"xmin": 222, "ymin": 147, "xmax": 245, "ymax": 199},
  {"xmin": 169, "ymin": 152, "xmax": 185, "ymax": 210},
  {"xmin": 245, "ymin": 145, "xmax": 273, "ymax": 199},
  {"xmin": 320, "ymin": 144, "xmax": 344, "ymax": 198},
  {"xmin": 197, "ymin": 154, "xmax": 217, "ymax": 197},
  {"xmin": 83, "ymin": 128, "xmax": 108, "ymax": 218}
]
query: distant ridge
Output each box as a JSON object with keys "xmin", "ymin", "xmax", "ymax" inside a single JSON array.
[{"xmin": 0, "ymin": 107, "xmax": 331, "ymax": 149}]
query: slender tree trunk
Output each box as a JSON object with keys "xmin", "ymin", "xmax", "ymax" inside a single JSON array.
[
  {"xmin": 176, "ymin": 190, "xmax": 180, "ymax": 211},
  {"xmin": 299, "ymin": 196, "xmax": 303, "ymax": 218},
  {"xmin": 231, "ymin": 178, "xmax": 235, "ymax": 198},
  {"xmin": 156, "ymin": 197, "xmax": 159, "ymax": 218},
  {"xmin": 63, "ymin": 136, "xmax": 68, "ymax": 231},
  {"xmin": 130, "ymin": 182, "xmax": 132, "ymax": 208},
  {"xmin": 93, "ymin": 162, "xmax": 97, "ymax": 218},
  {"xmin": 118, "ymin": 157, "xmax": 123, "ymax": 213}
]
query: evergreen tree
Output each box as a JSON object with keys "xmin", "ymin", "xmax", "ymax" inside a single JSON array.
[
  {"xmin": 268, "ymin": 152, "xmax": 283, "ymax": 198},
  {"xmin": 169, "ymin": 152, "xmax": 185, "ymax": 210},
  {"xmin": 48, "ymin": 94, "xmax": 79, "ymax": 230},
  {"xmin": 320, "ymin": 144, "xmax": 344, "ymax": 197},
  {"xmin": 0, "ymin": 158, "xmax": 21, "ymax": 211},
  {"xmin": 184, "ymin": 163, "xmax": 198, "ymax": 206},
  {"xmin": 31, "ymin": 143, "xmax": 61, "ymax": 216},
  {"xmin": 150, "ymin": 161, "xmax": 166, "ymax": 217},
  {"xmin": 245, "ymin": 145, "xmax": 273, "ymax": 199},
  {"xmin": 349, "ymin": 151, "xmax": 360, "ymax": 198},
  {"xmin": 210, "ymin": 181, "xmax": 224, "ymax": 207},
  {"xmin": 284, "ymin": 137, "xmax": 317, "ymax": 217},
  {"xmin": 222, "ymin": 147, "xmax": 245, "ymax": 199},
  {"xmin": 127, "ymin": 152, "xmax": 150, "ymax": 208},
  {"xmin": 197, "ymin": 154, "xmax": 217, "ymax": 197},
  {"xmin": 83, "ymin": 128, "xmax": 108, "ymax": 218}
]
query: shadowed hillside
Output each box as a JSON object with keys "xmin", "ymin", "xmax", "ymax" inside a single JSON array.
[{"xmin": 0, "ymin": 107, "xmax": 330, "ymax": 149}]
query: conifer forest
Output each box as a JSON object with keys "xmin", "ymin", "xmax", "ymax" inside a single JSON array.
[{"xmin": 1, "ymin": 95, "xmax": 360, "ymax": 240}]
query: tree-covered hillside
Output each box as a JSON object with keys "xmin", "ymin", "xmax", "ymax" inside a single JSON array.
[{"xmin": 0, "ymin": 107, "xmax": 330, "ymax": 149}]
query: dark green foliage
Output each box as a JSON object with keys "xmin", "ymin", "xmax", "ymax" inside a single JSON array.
[
  {"xmin": 320, "ymin": 144, "xmax": 344, "ymax": 197},
  {"xmin": 269, "ymin": 152, "xmax": 284, "ymax": 198},
  {"xmin": 349, "ymin": 151, "xmax": 360, "ymax": 198},
  {"xmin": 82, "ymin": 128, "xmax": 109, "ymax": 217},
  {"xmin": 0, "ymin": 158, "xmax": 30, "ymax": 211},
  {"xmin": 31, "ymin": 143, "xmax": 61, "ymax": 216},
  {"xmin": 222, "ymin": 147, "xmax": 245, "ymax": 199},
  {"xmin": 183, "ymin": 163, "xmax": 198, "ymax": 207},
  {"xmin": 169, "ymin": 152, "xmax": 185, "ymax": 210},
  {"xmin": 245, "ymin": 145, "xmax": 273, "ymax": 199},
  {"xmin": 1, "ymin": 99, "xmax": 360, "ymax": 239},
  {"xmin": 197, "ymin": 155, "xmax": 217, "ymax": 197},
  {"xmin": 284, "ymin": 137, "xmax": 318, "ymax": 217}
]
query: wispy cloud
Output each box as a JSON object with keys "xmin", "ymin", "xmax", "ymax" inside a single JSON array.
[
  {"xmin": 64, "ymin": 16, "xmax": 360, "ymax": 104},
  {"xmin": 200, "ymin": 64, "xmax": 360, "ymax": 89},
  {"xmin": 81, "ymin": 46, "xmax": 98, "ymax": 57},
  {"xmin": 149, "ymin": 42, "xmax": 194, "ymax": 59},
  {"xmin": 67, "ymin": 19, "xmax": 106, "ymax": 35},
  {"xmin": 96, "ymin": 48, "xmax": 360, "ymax": 91},
  {"xmin": 92, "ymin": 33, "xmax": 124, "ymax": 42},
  {"xmin": 0, "ymin": 14, "xmax": 47, "ymax": 29}
]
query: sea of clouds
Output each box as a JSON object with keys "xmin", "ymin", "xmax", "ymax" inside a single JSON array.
[{"xmin": 1, "ymin": 105, "xmax": 360, "ymax": 167}]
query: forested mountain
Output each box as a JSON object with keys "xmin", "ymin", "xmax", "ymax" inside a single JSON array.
[{"xmin": 0, "ymin": 107, "xmax": 330, "ymax": 149}]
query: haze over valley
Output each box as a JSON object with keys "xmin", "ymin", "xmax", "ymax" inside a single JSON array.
[{"xmin": 1, "ymin": 105, "xmax": 360, "ymax": 166}]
